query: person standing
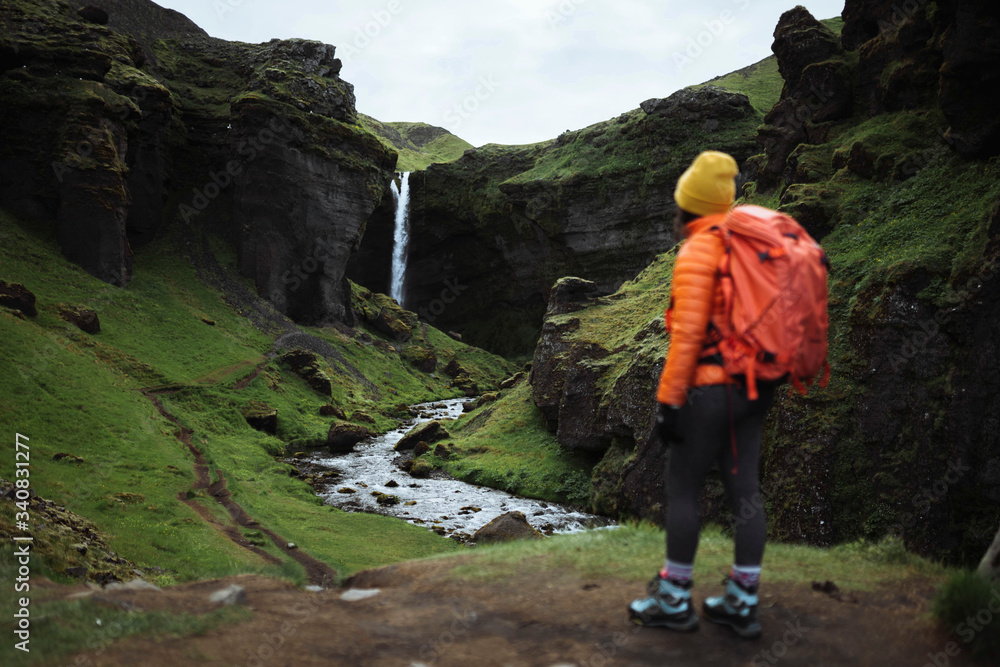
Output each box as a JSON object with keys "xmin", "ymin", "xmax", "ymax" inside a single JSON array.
[{"xmin": 628, "ymin": 151, "xmax": 778, "ymax": 639}]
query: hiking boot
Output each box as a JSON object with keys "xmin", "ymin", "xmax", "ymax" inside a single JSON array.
[
  {"xmin": 703, "ymin": 577, "xmax": 761, "ymax": 639},
  {"xmin": 628, "ymin": 574, "xmax": 698, "ymax": 631}
]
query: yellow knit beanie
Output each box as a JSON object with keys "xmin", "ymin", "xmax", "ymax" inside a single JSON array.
[{"xmin": 674, "ymin": 151, "xmax": 738, "ymax": 217}]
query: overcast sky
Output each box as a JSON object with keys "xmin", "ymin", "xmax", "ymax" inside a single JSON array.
[{"xmin": 153, "ymin": 0, "xmax": 845, "ymax": 147}]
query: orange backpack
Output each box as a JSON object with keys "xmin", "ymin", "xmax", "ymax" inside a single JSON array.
[{"xmin": 704, "ymin": 205, "xmax": 831, "ymax": 400}]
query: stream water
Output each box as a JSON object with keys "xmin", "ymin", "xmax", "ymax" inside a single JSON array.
[{"xmin": 294, "ymin": 398, "xmax": 613, "ymax": 542}]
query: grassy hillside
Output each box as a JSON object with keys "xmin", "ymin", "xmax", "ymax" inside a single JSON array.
[
  {"xmin": 0, "ymin": 208, "xmax": 515, "ymax": 586},
  {"xmin": 358, "ymin": 114, "xmax": 473, "ymax": 171}
]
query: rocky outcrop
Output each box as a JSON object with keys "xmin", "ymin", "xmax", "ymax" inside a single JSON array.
[
  {"xmin": 279, "ymin": 350, "xmax": 333, "ymax": 396},
  {"xmin": 755, "ymin": 1, "xmax": 1000, "ymax": 197},
  {"xmin": 345, "ymin": 184, "xmax": 397, "ymax": 296},
  {"xmin": 0, "ymin": 281, "xmax": 37, "ymax": 317},
  {"xmin": 394, "ymin": 421, "xmax": 449, "ymax": 452},
  {"xmin": 0, "ymin": 0, "xmax": 395, "ymax": 322},
  {"xmin": 231, "ymin": 96, "xmax": 393, "ymax": 324},
  {"xmin": 59, "ymin": 306, "xmax": 101, "ymax": 334},
  {"xmin": 0, "ymin": 479, "xmax": 137, "ymax": 584},
  {"xmin": 401, "ymin": 86, "xmax": 760, "ymax": 355},
  {"xmin": 935, "ymin": 3, "xmax": 1000, "ymax": 158},
  {"xmin": 242, "ymin": 401, "xmax": 278, "ymax": 435},
  {"xmin": 751, "ymin": 8, "xmax": 852, "ymax": 191},
  {"xmin": 327, "ymin": 423, "xmax": 372, "ymax": 453}
]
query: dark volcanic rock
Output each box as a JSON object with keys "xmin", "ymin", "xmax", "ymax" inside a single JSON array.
[
  {"xmin": 0, "ymin": 281, "xmax": 37, "ymax": 317},
  {"xmin": 327, "ymin": 423, "xmax": 372, "ymax": 453},
  {"xmin": 755, "ymin": 7, "xmax": 852, "ymax": 189},
  {"xmin": 59, "ymin": 306, "xmax": 101, "ymax": 334},
  {"xmin": 77, "ymin": 6, "xmax": 109, "ymax": 25},
  {"xmin": 345, "ymin": 182, "xmax": 396, "ymax": 295},
  {"xmin": 840, "ymin": 0, "xmax": 1000, "ymax": 159},
  {"xmin": 640, "ymin": 85, "xmax": 753, "ymax": 121},
  {"xmin": 320, "ymin": 403, "xmax": 347, "ymax": 419},
  {"xmin": 242, "ymin": 402, "xmax": 277, "ymax": 435},
  {"xmin": 771, "ymin": 7, "xmax": 845, "ymax": 95},
  {"xmin": 937, "ymin": 3, "xmax": 1000, "ymax": 158},
  {"xmin": 279, "ymin": 350, "xmax": 333, "ymax": 396},
  {"xmin": 395, "ymin": 421, "xmax": 449, "ymax": 452},
  {"xmin": 473, "ymin": 511, "xmax": 543, "ymax": 544},
  {"xmin": 545, "ymin": 277, "xmax": 607, "ymax": 315},
  {"xmin": 231, "ymin": 95, "xmax": 395, "ymax": 325}
]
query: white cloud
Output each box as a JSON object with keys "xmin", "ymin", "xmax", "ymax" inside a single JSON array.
[{"xmin": 150, "ymin": 0, "xmax": 846, "ymax": 146}]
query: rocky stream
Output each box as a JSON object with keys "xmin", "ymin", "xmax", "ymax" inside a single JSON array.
[{"xmin": 288, "ymin": 398, "xmax": 612, "ymax": 543}]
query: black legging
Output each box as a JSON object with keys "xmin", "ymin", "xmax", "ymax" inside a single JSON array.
[{"xmin": 665, "ymin": 382, "xmax": 776, "ymax": 567}]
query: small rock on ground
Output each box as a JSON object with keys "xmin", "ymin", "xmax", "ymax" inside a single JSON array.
[{"xmin": 209, "ymin": 584, "xmax": 247, "ymax": 606}]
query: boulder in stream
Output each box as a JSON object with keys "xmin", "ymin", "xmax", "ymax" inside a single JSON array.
[
  {"xmin": 473, "ymin": 511, "xmax": 544, "ymax": 545},
  {"xmin": 394, "ymin": 420, "xmax": 449, "ymax": 451},
  {"xmin": 327, "ymin": 423, "xmax": 372, "ymax": 453}
]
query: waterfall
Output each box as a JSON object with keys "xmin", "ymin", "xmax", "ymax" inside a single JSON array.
[{"xmin": 389, "ymin": 171, "xmax": 411, "ymax": 307}]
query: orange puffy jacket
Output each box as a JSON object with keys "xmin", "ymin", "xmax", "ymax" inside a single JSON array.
[{"xmin": 656, "ymin": 214, "xmax": 733, "ymax": 406}]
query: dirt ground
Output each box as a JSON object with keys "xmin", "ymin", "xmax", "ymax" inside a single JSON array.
[{"xmin": 43, "ymin": 556, "xmax": 984, "ymax": 667}]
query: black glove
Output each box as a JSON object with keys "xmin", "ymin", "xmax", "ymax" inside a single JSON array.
[{"xmin": 656, "ymin": 404, "xmax": 683, "ymax": 446}]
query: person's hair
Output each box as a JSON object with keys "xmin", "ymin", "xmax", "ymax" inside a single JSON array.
[
  {"xmin": 673, "ymin": 207, "xmax": 700, "ymax": 241},
  {"xmin": 676, "ymin": 209, "xmax": 700, "ymax": 225}
]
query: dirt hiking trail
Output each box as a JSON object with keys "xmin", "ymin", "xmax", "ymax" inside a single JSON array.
[{"xmin": 47, "ymin": 556, "xmax": 983, "ymax": 667}]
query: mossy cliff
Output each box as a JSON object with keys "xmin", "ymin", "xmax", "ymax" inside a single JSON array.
[
  {"xmin": 527, "ymin": 3, "xmax": 1000, "ymax": 567},
  {"xmin": 399, "ymin": 86, "xmax": 762, "ymax": 356},
  {"xmin": 0, "ymin": 0, "xmax": 396, "ymax": 324}
]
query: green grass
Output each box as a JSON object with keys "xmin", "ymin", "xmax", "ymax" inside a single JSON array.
[
  {"xmin": 358, "ymin": 114, "xmax": 473, "ymax": 171},
  {"xmin": 0, "ymin": 541, "xmax": 252, "ymax": 667},
  {"xmin": 500, "ymin": 105, "xmax": 759, "ymax": 188},
  {"xmin": 434, "ymin": 382, "xmax": 597, "ymax": 505},
  {"xmin": 441, "ymin": 522, "xmax": 945, "ymax": 590},
  {"xmin": 695, "ymin": 56, "xmax": 784, "ymax": 115},
  {"xmin": 932, "ymin": 571, "xmax": 1000, "ymax": 661},
  {"xmin": 0, "ymin": 207, "xmax": 517, "ymax": 585},
  {"xmin": 817, "ymin": 119, "xmax": 1000, "ymax": 299}
]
